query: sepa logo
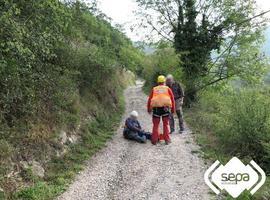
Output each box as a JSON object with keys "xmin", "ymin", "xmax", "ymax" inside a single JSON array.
[{"xmin": 204, "ymin": 157, "xmax": 266, "ymax": 198}]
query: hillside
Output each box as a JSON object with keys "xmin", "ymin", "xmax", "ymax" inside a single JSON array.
[{"xmin": 0, "ymin": 1, "xmax": 143, "ymax": 199}]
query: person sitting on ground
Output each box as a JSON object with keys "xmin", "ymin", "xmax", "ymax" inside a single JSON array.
[{"xmin": 123, "ymin": 111, "xmax": 151, "ymax": 143}]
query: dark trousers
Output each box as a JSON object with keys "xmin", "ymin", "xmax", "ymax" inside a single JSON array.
[
  {"xmin": 138, "ymin": 131, "xmax": 152, "ymax": 140},
  {"xmin": 123, "ymin": 130, "xmax": 151, "ymax": 143},
  {"xmin": 169, "ymin": 109, "xmax": 184, "ymax": 132}
]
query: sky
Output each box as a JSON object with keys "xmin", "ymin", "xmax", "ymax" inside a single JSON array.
[
  {"xmin": 85, "ymin": 0, "xmax": 270, "ymax": 41},
  {"xmin": 96, "ymin": 0, "xmax": 140, "ymax": 40}
]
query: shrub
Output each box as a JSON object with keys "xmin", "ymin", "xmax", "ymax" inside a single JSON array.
[
  {"xmin": 0, "ymin": 140, "xmax": 13, "ymax": 161},
  {"xmin": 215, "ymin": 89, "xmax": 270, "ymax": 173},
  {"xmin": 0, "ymin": 0, "xmax": 142, "ymax": 196},
  {"xmin": 142, "ymin": 44, "xmax": 183, "ymax": 92},
  {"xmin": 191, "ymin": 88, "xmax": 270, "ymax": 174}
]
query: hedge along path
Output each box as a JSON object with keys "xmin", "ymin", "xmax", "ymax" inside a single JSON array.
[{"xmin": 58, "ymin": 80, "xmax": 210, "ymax": 200}]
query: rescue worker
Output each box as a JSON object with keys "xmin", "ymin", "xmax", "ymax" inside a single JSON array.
[
  {"xmin": 166, "ymin": 74, "xmax": 185, "ymax": 133},
  {"xmin": 123, "ymin": 111, "xmax": 151, "ymax": 143},
  {"xmin": 147, "ymin": 75, "xmax": 175, "ymax": 145}
]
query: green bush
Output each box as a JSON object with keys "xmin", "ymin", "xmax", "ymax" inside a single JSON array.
[
  {"xmin": 20, "ymin": 168, "xmax": 39, "ymax": 183},
  {"xmin": 0, "ymin": 0, "xmax": 142, "ymax": 196},
  {"xmin": 15, "ymin": 181, "xmax": 62, "ymax": 200},
  {"xmin": 186, "ymin": 87, "xmax": 270, "ymax": 199},
  {"xmin": 0, "ymin": 140, "xmax": 13, "ymax": 187},
  {"xmin": 0, "ymin": 140, "xmax": 13, "ymax": 161},
  {"xmin": 141, "ymin": 42, "xmax": 183, "ymax": 92},
  {"xmin": 189, "ymin": 88, "xmax": 270, "ymax": 174},
  {"xmin": 0, "ymin": 0, "xmax": 143, "ymax": 133},
  {"xmin": 215, "ymin": 89, "xmax": 270, "ymax": 171},
  {"xmin": 0, "ymin": 1, "xmax": 142, "ymax": 146}
]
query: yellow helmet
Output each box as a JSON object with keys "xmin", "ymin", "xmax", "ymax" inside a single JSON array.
[{"xmin": 157, "ymin": 75, "xmax": 166, "ymax": 83}]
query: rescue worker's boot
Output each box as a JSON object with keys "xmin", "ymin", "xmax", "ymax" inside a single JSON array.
[{"xmin": 165, "ymin": 139, "xmax": 172, "ymax": 145}]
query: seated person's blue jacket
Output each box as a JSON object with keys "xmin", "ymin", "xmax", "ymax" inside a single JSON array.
[
  {"xmin": 124, "ymin": 117, "xmax": 142, "ymax": 133},
  {"xmin": 124, "ymin": 117, "xmax": 151, "ymax": 140}
]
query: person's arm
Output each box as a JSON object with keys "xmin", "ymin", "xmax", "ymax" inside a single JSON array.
[
  {"xmin": 137, "ymin": 121, "xmax": 144, "ymax": 132},
  {"xmin": 126, "ymin": 118, "xmax": 141, "ymax": 132},
  {"xmin": 147, "ymin": 89, "xmax": 154, "ymax": 113},
  {"xmin": 177, "ymin": 83, "xmax": 184, "ymax": 105},
  {"xmin": 168, "ymin": 88, "xmax": 175, "ymax": 113},
  {"xmin": 178, "ymin": 82, "xmax": 184, "ymax": 98},
  {"xmin": 138, "ymin": 121, "xmax": 142, "ymax": 130}
]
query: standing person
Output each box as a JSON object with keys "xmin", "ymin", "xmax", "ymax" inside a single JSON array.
[
  {"xmin": 147, "ymin": 75, "xmax": 175, "ymax": 145},
  {"xmin": 166, "ymin": 74, "xmax": 185, "ymax": 133}
]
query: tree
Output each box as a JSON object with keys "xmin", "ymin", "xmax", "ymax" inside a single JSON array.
[
  {"xmin": 142, "ymin": 41, "xmax": 183, "ymax": 90},
  {"xmin": 136, "ymin": 0, "xmax": 269, "ymax": 104}
]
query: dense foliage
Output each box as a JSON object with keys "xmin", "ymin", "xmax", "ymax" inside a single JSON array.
[
  {"xmin": 186, "ymin": 86, "xmax": 270, "ymax": 199},
  {"xmin": 192, "ymin": 87, "xmax": 270, "ymax": 170},
  {"xmin": 136, "ymin": 0, "xmax": 268, "ymax": 103},
  {"xmin": 141, "ymin": 42, "xmax": 183, "ymax": 91},
  {"xmin": 0, "ymin": 0, "xmax": 143, "ymax": 196}
]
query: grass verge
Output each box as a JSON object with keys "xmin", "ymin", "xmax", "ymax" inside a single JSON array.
[
  {"xmin": 185, "ymin": 108, "xmax": 270, "ymax": 200},
  {"xmin": 10, "ymin": 97, "xmax": 125, "ymax": 200}
]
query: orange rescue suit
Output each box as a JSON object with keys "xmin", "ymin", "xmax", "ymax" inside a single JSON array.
[{"xmin": 150, "ymin": 85, "xmax": 172, "ymax": 108}]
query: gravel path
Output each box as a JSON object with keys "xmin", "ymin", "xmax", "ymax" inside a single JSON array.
[{"xmin": 58, "ymin": 80, "xmax": 210, "ymax": 200}]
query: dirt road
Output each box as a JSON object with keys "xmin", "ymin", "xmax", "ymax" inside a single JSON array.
[{"xmin": 58, "ymin": 80, "xmax": 210, "ymax": 200}]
